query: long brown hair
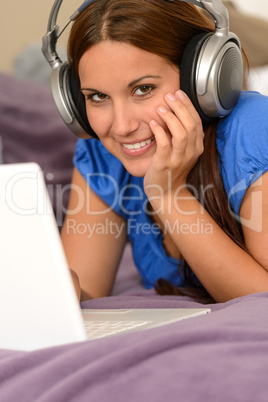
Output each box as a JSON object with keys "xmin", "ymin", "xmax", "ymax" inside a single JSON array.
[{"xmin": 68, "ymin": 0, "xmax": 246, "ymax": 297}]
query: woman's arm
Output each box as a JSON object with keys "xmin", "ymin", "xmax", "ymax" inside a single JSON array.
[
  {"xmin": 239, "ymin": 172, "xmax": 268, "ymax": 269},
  {"xmin": 145, "ymin": 90, "xmax": 268, "ymax": 302},
  {"xmin": 149, "ymin": 181, "xmax": 268, "ymax": 303},
  {"xmin": 61, "ymin": 167, "xmax": 127, "ymax": 301}
]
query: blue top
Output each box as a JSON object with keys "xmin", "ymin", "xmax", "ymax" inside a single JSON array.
[
  {"xmin": 216, "ymin": 91, "xmax": 268, "ymax": 216},
  {"xmin": 73, "ymin": 91, "xmax": 268, "ymax": 289}
]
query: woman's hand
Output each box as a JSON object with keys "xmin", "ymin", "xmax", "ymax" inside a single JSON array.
[{"xmin": 144, "ymin": 90, "xmax": 204, "ymax": 200}]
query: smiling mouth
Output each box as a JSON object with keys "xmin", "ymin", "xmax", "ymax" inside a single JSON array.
[{"xmin": 122, "ymin": 137, "xmax": 154, "ymax": 150}]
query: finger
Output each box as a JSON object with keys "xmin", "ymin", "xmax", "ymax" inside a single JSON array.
[
  {"xmin": 164, "ymin": 92, "xmax": 204, "ymax": 154},
  {"xmin": 175, "ymin": 90, "xmax": 201, "ymax": 125},
  {"xmin": 165, "ymin": 91, "xmax": 201, "ymax": 134},
  {"xmin": 156, "ymin": 102, "xmax": 204, "ymax": 164},
  {"xmin": 156, "ymin": 105, "xmax": 189, "ymax": 156},
  {"xmin": 173, "ymin": 92, "xmax": 205, "ymax": 154},
  {"xmin": 149, "ymin": 119, "xmax": 172, "ymax": 163}
]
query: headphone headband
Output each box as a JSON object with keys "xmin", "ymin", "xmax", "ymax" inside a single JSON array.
[{"xmin": 42, "ymin": 0, "xmax": 229, "ymax": 70}]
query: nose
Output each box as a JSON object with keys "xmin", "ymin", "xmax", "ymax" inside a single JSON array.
[{"xmin": 111, "ymin": 101, "xmax": 140, "ymax": 137}]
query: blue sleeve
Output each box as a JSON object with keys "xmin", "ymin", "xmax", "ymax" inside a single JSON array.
[
  {"xmin": 73, "ymin": 138, "xmax": 134, "ymax": 219},
  {"xmin": 216, "ymin": 91, "xmax": 268, "ymax": 216}
]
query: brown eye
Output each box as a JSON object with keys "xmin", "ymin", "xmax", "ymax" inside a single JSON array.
[
  {"xmin": 96, "ymin": 93, "xmax": 107, "ymax": 100},
  {"xmin": 134, "ymin": 85, "xmax": 153, "ymax": 96},
  {"xmin": 88, "ymin": 93, "xmax": 109, "ymax": 102}
]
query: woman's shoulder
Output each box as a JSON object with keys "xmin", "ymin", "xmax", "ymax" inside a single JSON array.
[
  {"xmin": 74, "ymin": 138, "xmax": 122, "ymax": 175},
  {"xmin": 218, "ymin": 91, "xmax": 268, "ymax": 135},
  {"xmin": 236, "ymin": 90, "xmax": 268, "ymax": 117},
  {"xmin": 73, "ymin": 138, "xmax": 126, "ymax": 203},
  {"xmin": 217, "ymin": 91, "xmax": 268, "ymax": 153},
  {"xmin": 73, "ymin": 138, "xmax": 145, "ymax": 217},
  {"xmin": 74, "ymin": 138, "xmax": 134, "ymax": 189},
  {"xmin": 216, "ymin": 91, "xmax": 268, "ymax": 215},
  {"xmin": 236, "ymin": 90, "xmax": 268, "ymax": 108}
]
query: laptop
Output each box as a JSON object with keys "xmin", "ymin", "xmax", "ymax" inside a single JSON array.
[{"xmin": 0, "ymin": 163, "xmax": 211, "ymax": 351}]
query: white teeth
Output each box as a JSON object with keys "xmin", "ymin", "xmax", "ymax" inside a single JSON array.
[{"xmin": 123, "ymin": 138, "xmax": 153, "ymax": 150}]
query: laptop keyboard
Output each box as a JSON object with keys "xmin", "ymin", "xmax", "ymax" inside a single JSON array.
[{"xmin": 84, "ymin": 320, "xmax": 150, "ymax": 340}]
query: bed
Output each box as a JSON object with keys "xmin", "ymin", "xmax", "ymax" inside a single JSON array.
[{"xmin": 1, "ymin": 72, "xmax": 268, "ymax": 402}]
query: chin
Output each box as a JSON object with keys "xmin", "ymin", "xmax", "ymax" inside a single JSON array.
[{"xmin": 122, "ymin": 159, "xmax": 151, "ymax": 178}]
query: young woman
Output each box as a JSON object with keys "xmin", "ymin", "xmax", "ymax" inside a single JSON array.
[{"xmin": 61, "ymin": 0, "xmax": 268, "ymax": 303}]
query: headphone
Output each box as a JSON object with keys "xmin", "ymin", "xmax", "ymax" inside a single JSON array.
[{"xmin": 42, "ymin": 0, "xmax": 243, "ymax": 139}]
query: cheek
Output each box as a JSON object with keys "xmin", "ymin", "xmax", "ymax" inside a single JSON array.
[
  {"xmin": 85, "ymin": 97, "xmax": 168, "ymax": 135},
  {"xmin": 147, "ymin": 97, "xmax": 170, "ymax": 129},
  {"xmin": 86, "ymin": 107, "xmax": 111, "ymax": 137},
  {"xmin": 142, "ymin": 99, "xmax": 165, "ymax": 126}
]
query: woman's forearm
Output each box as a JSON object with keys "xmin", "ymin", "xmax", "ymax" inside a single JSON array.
[{"xmin": 150, "ymin": 188, "xmax": 268, "ymax": 302}]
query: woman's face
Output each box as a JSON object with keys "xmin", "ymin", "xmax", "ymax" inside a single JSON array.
[{"xmin": 79, "ymin": 41, "xmax": 180, "ymax": 177}]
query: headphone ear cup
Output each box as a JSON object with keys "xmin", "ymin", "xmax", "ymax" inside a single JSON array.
[
  {"xmin": 180, "ymin": 32, "xmax": 213, "ymax": 121},
  {"xmin": 180, "ymin": 31, "xmax": 243, "ymax": 120},
  {"xmin": 214, "ymin": 42, "xmax": 243, "ymax": 111},
  {"xmin": 65, "ymin": 66, "xmax": 99, "ymax": 139}
]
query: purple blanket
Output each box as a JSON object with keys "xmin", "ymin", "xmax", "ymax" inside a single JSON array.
[{"xmin": 1, "ymin": 244, "xmax": 268, "ymax": 402}]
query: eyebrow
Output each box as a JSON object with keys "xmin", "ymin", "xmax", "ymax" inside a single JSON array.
[
  {"xmin": 81, "ymin": 75, "xmax": 161, "ymax": 92},
  {"xmin": 127, "ymin": 75, "xmax": 161, "ymax": 88}
]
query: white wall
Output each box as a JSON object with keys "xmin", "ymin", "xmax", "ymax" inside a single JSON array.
[
  {"xmin": 233, "ymin": 0, "xmax": 268, "ymax": 20},
  {"xmin": 0, "ymin": 0, "xmax": 79, "ymax": 73},
  {"xmin": 0, "ymin": 0, "xmax": 268, "ymax": 74}
]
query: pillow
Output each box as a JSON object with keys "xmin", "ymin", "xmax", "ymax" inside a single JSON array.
[
  {"xmin": 0, "ymin": 72, "xmax": 78, "ymax": 226},
  {"xmin": 247, "ymin": 65, "xmax": 268, "ymax": 96}
]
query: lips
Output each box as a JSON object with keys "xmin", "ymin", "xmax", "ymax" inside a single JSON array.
[
  {"xmin": 122, "ymin": 137, "xmax": 154, "ymax": 150},
  {"xmin": 120, "ymin": 137, "xmax": 155, "ymax": 156}
]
